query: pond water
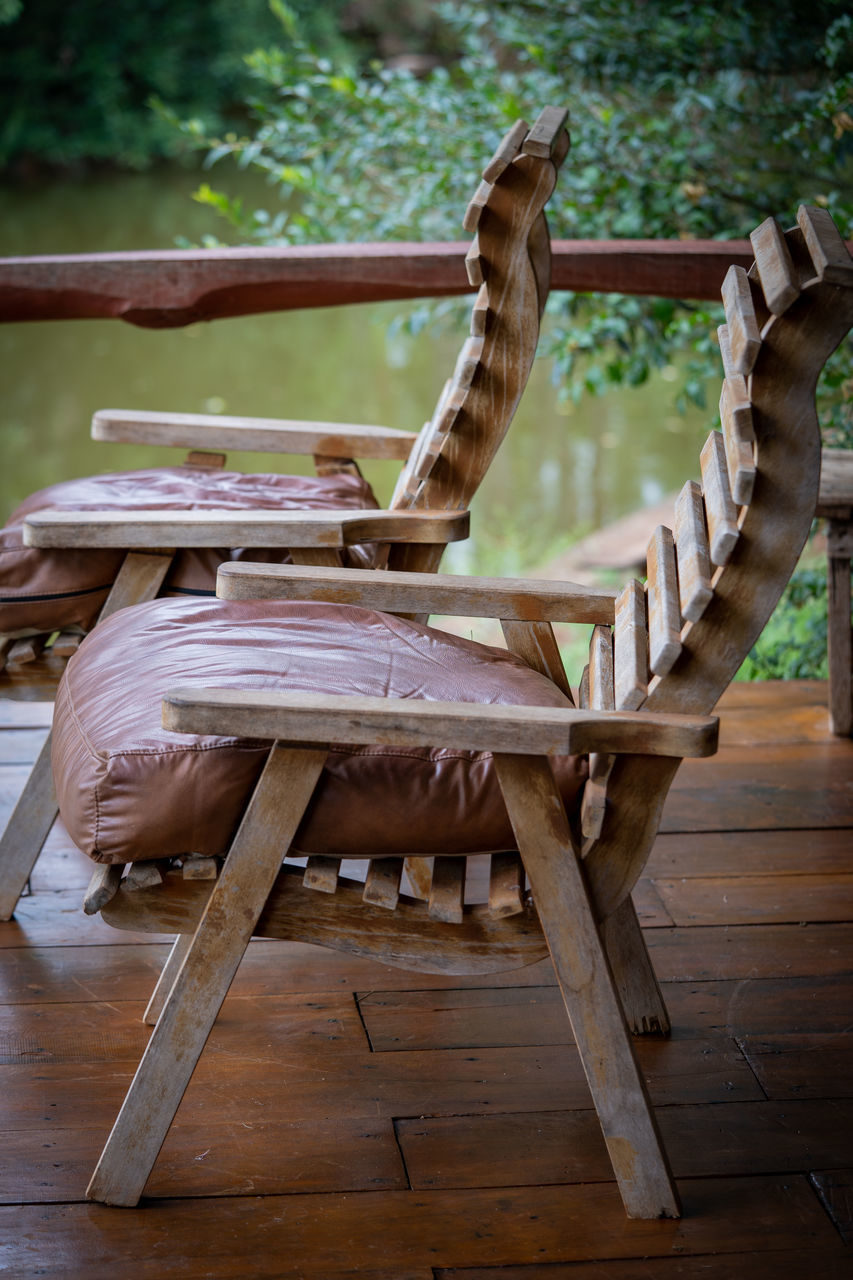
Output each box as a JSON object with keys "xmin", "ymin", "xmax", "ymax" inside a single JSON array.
[{"xmin": 0, "ymin": 167, "xmax": 713, "ymax": 578}]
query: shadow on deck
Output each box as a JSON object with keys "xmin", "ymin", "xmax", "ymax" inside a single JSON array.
[{"xmin": 0, "ymin": 679, "xmax": 850, "ymax": 1278}]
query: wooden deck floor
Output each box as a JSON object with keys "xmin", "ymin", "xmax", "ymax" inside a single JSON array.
[{"xmin": 0, "ymin": 679, "xmax": 850, "ymax": 1278}]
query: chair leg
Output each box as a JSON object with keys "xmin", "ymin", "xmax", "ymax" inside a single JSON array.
[
  {"xmin": 0, "ymin": 551, "xmax": 176, "ymax": 919},
  {"xmin": 143, "ymin": 933, "xmax": 193, "ymax": 1026},
  {"xmin": 86, "ymin": 745, "xmax": 326, "ymax": 1207},
  {"xmin": 0, "ymin": 728, "xmax": 57, "ymax": 921},
  {"xmin": 494, "ymin": 753, "xmax": 680, "ymax": 1220},
  {"xmin": 601, "ymin": 895, "xmax": 670, "ymax": 1036}
]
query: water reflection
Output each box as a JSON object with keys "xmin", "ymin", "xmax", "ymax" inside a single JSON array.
[{"xmin": 0, "ymin": 169, "xmax": 713, "ymax": 577}]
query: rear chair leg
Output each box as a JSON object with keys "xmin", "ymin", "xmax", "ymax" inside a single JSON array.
[
  {"xmin": 495, "ymin": 753, "xmax": 680, "ymax": 1220},
  {"xmin": 0, "ymin": 550, "xmax": 176, "ymax": 919},
  {"xmin": 87, "ymin": 745, "xmax": 326, "ymax": 1207},
  {"xmin": 602, "ymin": 895, "xmax": 670, "ymax": 1036},
  {"xmin": 143, "ymin": 933, "xmax": 193, "ymax": 1026},
  {"xmin": 0, "ymin": 728, "xmax": 57, "ymax": 920}
]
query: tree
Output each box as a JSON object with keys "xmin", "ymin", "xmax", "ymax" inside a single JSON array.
[{"xmin": 170, "ymin": 0, "xmax": 853, "ymax": 440}]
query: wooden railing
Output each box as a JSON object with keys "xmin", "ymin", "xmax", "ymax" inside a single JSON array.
[{"xmin": 0, "ymin": 239, "xmax": 756, "ymax": 327}]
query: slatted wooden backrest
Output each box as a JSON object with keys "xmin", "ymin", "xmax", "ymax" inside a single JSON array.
[
  {"xmin": 581, "ymin": 206, "xmax": 853, "ymax": 918},
  {"xmin": 388, "ymin": 106, "xmax": 570, "ymax": 573}
]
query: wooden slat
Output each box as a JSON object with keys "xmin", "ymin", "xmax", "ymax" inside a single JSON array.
[
  {"xmin": 303, "ymin": 857, "xmax": 341, "ymax": 894},
  {"xmin": 719, "ymin": 378, "xmax": 756, "ymax": 506},
  {"xmin": 673, "ymin": 480, "xmax": 713, "ymax": 623},
  {"xmin": 798, "ymin": 205, "xmax": 853, "ymax": 285},
  {"xmin": 482, "ymin": 118, "xmax": 529, "ymax": 181},
  {"xmin": 462, "ymin": 178, "xmax": 493, "ymax": 233},
  {"xmin": 750, "ymin": 215, "xmax": 800, "ymax": 314},
  {"xmin": 124, "ymin": 861, "xmax": 165, "ymax": 890},
  {"xmin": 92, "ymin": 409, "xmax": 417, "ymax": 460},
  {"xmin": 716, "ymin": 324, "xmax": 750, "ymax": 412},
  {"xmin": 470, "ymin": 282, "xmax": 490, "ymax": 336},
  {"xmin": 181, "ymin": 856, "xmax": 219, "ymax": 881},
  {"xmin": 721, "ymin": 264, "xmax": 761, "ymax": 375},
  {"xmin": 464, "ymin": 237, "xmax": 484, "ymax": 286},
  {"xmin": 48, "ymin": 631, "xmax": 82, "ymax": 658},
  {"xmin": 5, "ymin": 636, "xmax": 44, "ymax": 667},
  {"xmin": 428, "ymin": 857, "xmax": 465, "ymax": 924},
  {"xmin": 499, "ymin": 619, "xmax": 574, "ymax": 703},
  {"xmin": 82, "ymin": 863, "xmax": 124, "ymax": 915},
  {"xmin": 613, "ymin": 579, "xmax": 648, "ymax": 710},
  {"xmin": 581, "ymin": 624, "xmax": 615, "ymax": 841},
  {"xmin": 521, "ymin": 106, "xmax": 569, "ymax": 158},
  {"xmin": 24, "ymin": 507, "xmax": 469, "ymax": 550},
  {"xmin": 646, "ymin": 525, "xmax": 682, "ymax": 677},
  {"xmin": 451, "ymin": 335, "xmax": 484, "ymax": 391},
  {"xmin": 218, "ymin": 563, "xmax": 616, "ymax": 625},
  {"xmin": 487, "ymin": 851, "xmax": 525, "ymax": 918},
  {"xmin": 164, "ymin": 689, "xmax": 717, "ymax": 760},
  {"xmin": 700, "ymin": 430, "xmax": 739, "ymax": 566},
  {"xmin": 578, "ymin": 664, "xmax": 590, "ymax": 709},
  {"xmin": 363, "ymin": 858, "xmax": 404, "ymax": 910}
]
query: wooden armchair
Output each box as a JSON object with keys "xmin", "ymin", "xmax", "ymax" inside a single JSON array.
[
  {"xmin": 0, "ymin": 105, "xmax": 570, "ymax": 919},
  {"xmin": 47, "ymin": 207, "xmax": 853, "ymax": 1220}
]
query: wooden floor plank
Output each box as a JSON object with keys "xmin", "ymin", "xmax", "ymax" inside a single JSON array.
[
  {"xmin": 647, "ymin": 828, "xmax": 853, "ymax": 878},
  {"xmin": 662, "ymin": 745, "xmax": 853, "ymax": 831},
  {"xmin": 646, "ymin": 923, "xmax": 853, "ymax": 981},
  {"xmin": 0, "ymin": 678, "xmax": 848, "ymax": 1273},
  {"xmin": 0, "ymin": 1029, "xmax": 761, "ymax": 1146},
  {"xmin": 0, "ymin": 940, "xmax": 557, "ymax": 999},
  {"xmin": 396, "ymin": 1099, "xmax": 853, "ymax": 1189},
  {"xmin": 652, "ymin": 872, "xmax": 853, "ymax": 926},
  {"xmin": 0, "ymin": 1114, "xmax": 407, "ymax": 1203},
  {"xmin": 435, "ymin": 1246, "xmax": 851, "ymax": 1279},
  {"xmin": 811, "ymin": 1169, "xmax": 853, "ymax": 1244},
  {"xmin": 738, "ymin": 1032, "xmax": 853, "ymax": 1099},
  {"xmin": 357, "ymin": 974, "xmax": 853, "ymax": 1051},
  {"xmin": 0, "ymin": 1177, "xmax": 841, "ymax": 1277}
]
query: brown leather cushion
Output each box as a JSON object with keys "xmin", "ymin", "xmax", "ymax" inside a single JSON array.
[
  {"xmin": 0, "ymin": 466, "xmax": 378, "ymax": 635},
  {"xmin": 52, "ymin": 598, "xmax": 587, "ymax": 865}
]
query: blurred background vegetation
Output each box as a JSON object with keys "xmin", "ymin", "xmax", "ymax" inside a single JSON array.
[{"xmin": 2, "ymin": 0, "xmax": 852, "ymax": 678}]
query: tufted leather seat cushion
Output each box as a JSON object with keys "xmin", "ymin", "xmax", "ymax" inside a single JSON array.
[
  {"xmin": 0, "ymin": 465, "xmax": 378, "ymax": 635},
  {"xmin": 52, "ymin": 597, "xmax": 587, "ymax": 865}
]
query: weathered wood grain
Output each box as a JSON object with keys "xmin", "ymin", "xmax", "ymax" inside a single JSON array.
[
  {"xmin": 162, "ymin": 687, "xmax": 718, "ymax": 758},
  {"xmin": 92, "ymin": 408, "xmax": 417, "ymax": 459}
]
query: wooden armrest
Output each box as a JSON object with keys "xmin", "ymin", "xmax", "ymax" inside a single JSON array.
[
  {"xmin": 163, "ymin": 688, "xmax": 718, "ymax": 760},
  {"xmin": 216, "ymin": 562, "xmax": 617, "ymax": 623},
  {"xmin": 92, "ymin": 409, "xmax": 418, "ymax": 461},
  {"xmin": 22, "ymin": 508, "xmax": 468, "ymax": 549}
]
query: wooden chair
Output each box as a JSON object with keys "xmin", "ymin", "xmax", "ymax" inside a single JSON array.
[
  {"xmin": 47, "ymin": 207, "xmax": 853, "ymax": 1220},
  {"xmin": 0, "ymin": 105, "xmax": 570, "ymax": 919}
]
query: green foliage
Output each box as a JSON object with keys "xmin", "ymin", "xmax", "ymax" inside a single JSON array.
[
  {"xmin": 169, "ymin": 0, "xmax": 853, "ymax": 432},
  {"xmin": 0, "ymin": 0, "xmax": 289, "ymax": 170},
  {"xmin": 737, "ymin": 566, "xmax": 836, "ymax": 681}
]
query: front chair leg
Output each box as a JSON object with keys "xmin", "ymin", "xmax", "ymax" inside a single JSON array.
[
  {"xmin": 494, "ymin": 753, "xmax": 680, "ymax": 1220},
  {"xmin": 87, "ymin": 744, "xmax": 327, "ymax": 1207}
]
